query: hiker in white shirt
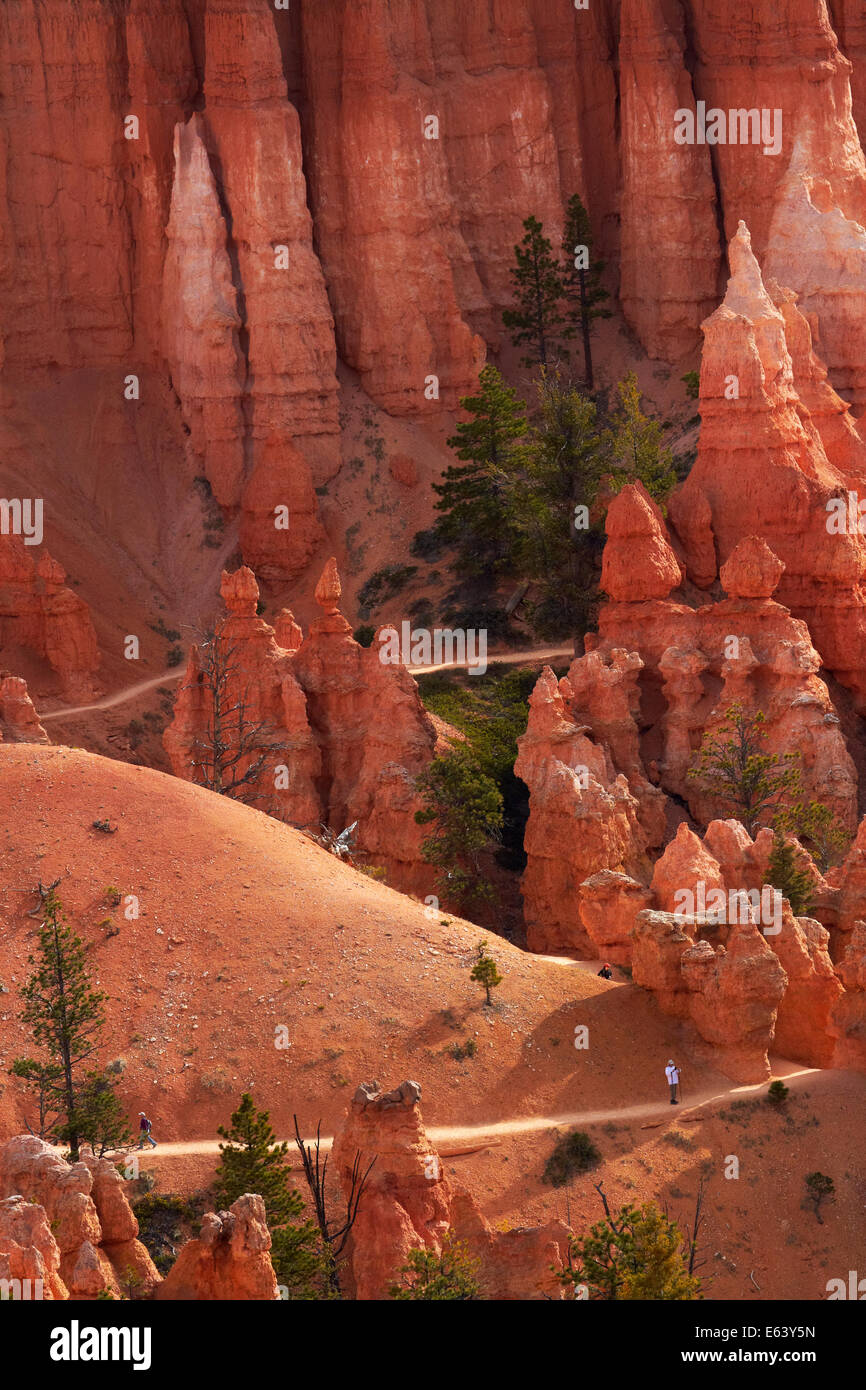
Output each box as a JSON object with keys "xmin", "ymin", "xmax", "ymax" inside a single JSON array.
[{"xmin": 665, "ymin": 1059, "xmax": 680, "ymax": 1105}]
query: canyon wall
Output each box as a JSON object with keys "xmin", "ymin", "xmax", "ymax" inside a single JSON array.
[{"xmin": 2, "ymin": 0, "xmax": 865, "ymax": 628}]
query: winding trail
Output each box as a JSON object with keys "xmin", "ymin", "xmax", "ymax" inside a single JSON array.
[
  {"xmin": 408, "ymin": 645, "xmax": 574, "ymax": 677},
  {"xmin": 125, "ymin": 1068, "xmax": 820, "ymax": 1160},
  {"xmin": 39, "ymin": 671, "xmax": 185, "ymax": 722},
  {"xmin": 36, "ymin": 647, "xmax": 574, "ymax": 722}
]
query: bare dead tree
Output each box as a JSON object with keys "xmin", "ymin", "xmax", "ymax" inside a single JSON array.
[
  {"xmin": 182, "ymin": 628, "xmax": 285, "ymax": 800},
  {"xmin": 292, "ymin": 1115, "xmax": 376, "ymax": 1296},
  {"xmin": 26, "ymin": 878, "xmax": 61, "ymax": 918},
  {"xmin": 593, "ymin": 1179, "xmax": 620, "ymax": 1229},
  {"xmin": 683, "ymin": 1173, "xmax": 710, "ymax": 1278}
]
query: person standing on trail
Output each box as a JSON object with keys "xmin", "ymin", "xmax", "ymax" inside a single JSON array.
[
  {"xmin": 665, "ymin": 1059, "xmax": 680, "ymax": 1105},
  {"xmin": 138, "ymin": 1112, "xmax": 157, "ymax": 1149},
  {"xmin": 597, "ymin": 962, "xmax": 613, "ymax": 980}
]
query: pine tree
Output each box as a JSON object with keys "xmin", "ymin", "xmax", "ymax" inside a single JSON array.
[
  {"xmin": 9, "ymin": 1058, "xmax": 64, "ymax": 1139},
  {"xmin": 561, "ymin": 193, "xmax": 611, "ymax": 390},
  {"xmin": 389, "ymin": 1234, "xmax": 482, "ymax": 1300},
  {"xmin": 433, "ymin": 365, "xmax": 528, "ymax": 578},
  {"xmin": 804, "ymin": 1172, "xmax": 835, "ymax": 1224},
  {"xmin": 773, "ymin": 800, "xmax": 850, "ymax": 873},
  {"xmin": 13, "ymin": 889, "xmax": 109, "ymax": 1161},
  {"xmin": 766, "ymin": 833, "xmax": 815, "ymax": 917},
  {"xmin": 72, "ymin": 1071, "xmax": 132, "ymax": 1157},
  {"xmin": 556, "ymin": 1196, "xmax": 702, "ymax": 1300},
  {"xmin": 516, "ymin": 369, "xmax": 606, "ymax": 637},
  {"xmin": 470, "ymin": 940, "xmax": 503, "ymax": 1006},
  {"xmin": 214, "ymin": 1093, "xmax": 322, "ymax": 1298},
  {"xmin": 502, "ymin": 215, "xmax": 567, "ymax": 369},
  {"xmin": 606, "ymin": 372, "xmax": 677, "ymax": 505},
  {"xmin": 687, "ymin": 702, "xmax": 802, "ymax": 835},
  {"xmin": 415, "ymin": 749, "xmax": 503, "ymax": 908}
]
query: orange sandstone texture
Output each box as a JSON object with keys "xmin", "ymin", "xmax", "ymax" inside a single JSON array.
[
  {"xmin": 0, "ymin": 674, "xmax": 48, "ymax": 743},
  {"xmin": 672, "ymin": 222, "xmax": 866, "ymax": 708},
  {"xmin": 156, "ymin": 1194, "xmax": 278, "ymax": 1301},
  {"xmin": 331, "ymin": 1080, "xmax": 567, "ymax": 1300},
  {"xmin": 0, "ymin": 1136, "xmax": 159, "ymax": 1300},
  {"xmin": 0, "ymin": 538, "xmax": 99, "ymax": 700},
  {"xmin": 165, "ymin": 562, "xmax": 437, "ymax": 892}
]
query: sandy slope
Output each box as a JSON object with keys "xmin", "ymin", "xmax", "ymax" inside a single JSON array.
[
  {"xmin": 0, "ymin": 745, "xmax": 707, "ymax": 1138},
  {"xmin": 0, "ymin": 744, "xmax": 863, "ymax": 1300}
]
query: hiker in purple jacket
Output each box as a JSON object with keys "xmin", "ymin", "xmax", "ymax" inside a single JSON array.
[{"xmin": 137, "ymin": 1112, "xmax": 157, "ymax": 1149}]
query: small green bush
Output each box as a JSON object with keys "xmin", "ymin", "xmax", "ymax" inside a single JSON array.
[
  {"xmin": 542, "ymin": 1129, "xmax": 601, "ymax": 1187},
  {"xmin": 681, "ymin": 370, "xmax": 700, "ymax": 400},
  {"xmin": 358, "ymin": 564, "xmax": 418, "ymax": 612},
  {"xmin": 804, "ymin": 1171, "xmax": 835, "ymax": 1223}
]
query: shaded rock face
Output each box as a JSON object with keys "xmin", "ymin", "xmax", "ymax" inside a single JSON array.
[
  {"xmin": 830, "ymin": 921, "xmax": 866, "ymax": 1068},
  {"xmin": 618, "ymin": 0, "xmax": 722, "ymax": 356},
  {"xmin": 827, "ymin": 818, "xmax": 866, "ymax": 938},
  {"xmin": 161, "ymin": 113, "xmax": 247, "ymax": 511},
  {"xmin": 0, "ymin": 539, "xmax": 99, "ymax": 700},
  {"xmin": 514, "ymin": 664, "xmax": 655, "ymax": 955},
  {"xmin": 165, "ymin": 562, "xmax": 437, "ymax": 892},
  {"xmin": 633, "ymin": 913, "xmax": 786, "ymax": 1081},
  {"xmin": 157, "ymin": 1194, "xmax": 278, "ymax": 1302},
  {"xmin": 0, "ymin": 1136, "xmax": 158, "ymax": 1300},
  {"xmin": 0, "ymin": 674, "xmax": 48, "ymax": 743},
  {"xmin": 766, "ymin": 906, "xmax": 842, "ymax": 1068},
  {"xmin": 331, "ymin": 1080, "xmax": 568, "ymax": 1300}
]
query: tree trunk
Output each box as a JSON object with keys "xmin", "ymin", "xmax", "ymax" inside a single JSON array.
[{"xmin": 579, "ymin": 270, "xmax": 593, "ymax": 390}]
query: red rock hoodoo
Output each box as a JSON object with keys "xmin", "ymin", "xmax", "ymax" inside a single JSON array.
[
  {"xmin": 165, "ymin": 561, "xmax": 437, "ymax": 892},
  {"xmin": 331, "ymin": 1080, "xmax": 568, "ymax": 1300}
]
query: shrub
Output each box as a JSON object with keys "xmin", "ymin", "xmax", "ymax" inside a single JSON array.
[
  {"xmin": 132, "ymin": 1192, "xmax": 203, "ymax": 1275},
  {"xmin": 542, "ymin": 1129, "xmax": 601, "ymax": 1187},
  {"xmin": 766, "ymin": 834, "xmax": 814, "ymax": 917},
  {"xmin": 767, "ymin": 1080, "xmax": 789, "ymax": 1106},
  {"xmin": 469, "ymin": 940, "xmax": 503, "ymax": 1006},
  {"xmin": 353, "ymin": 624, "xmax": 376, "ymax": 648},
  {"xmin": 440, "ymin": 600, "xmax": 515, "ymax": 645},
  {"xmin": 410, "ymin": 527, "xmax": 447, "ymax": 561},
  {"xmin": 358, "ymin": 565, "xmax": 418, "ymax": 612},
  {"xmin": 804, "ymin": 1172, "xmax": 835, "ymax": 1223},
  {"xmin": 389, "ymin": 1234, "xmax": 481, "ymax": 1300}
]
